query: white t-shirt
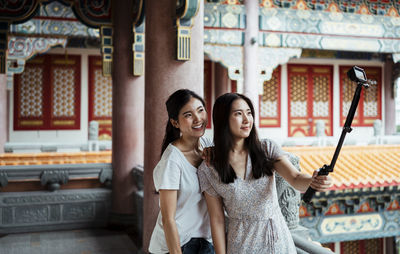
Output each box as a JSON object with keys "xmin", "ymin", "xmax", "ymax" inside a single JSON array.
[{"xmin": 148, "ymin": 137, "xmax": 212, "ymax": 254}]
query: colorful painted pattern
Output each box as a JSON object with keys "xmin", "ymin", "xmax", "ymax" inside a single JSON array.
[
  {"xmin": 204, "ymin": 2, "xmax": 400, "ymax": 56},
  {"xmin": 10, "ymin": 1, "xmax": 99, "ymax": 38},
  {"xmin": 208, "ymin": 0, "xmax": 400, "ymax": 17}
]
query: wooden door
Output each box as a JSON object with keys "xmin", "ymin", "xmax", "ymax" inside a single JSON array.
[{"xmin": 288, "ymin": 64, "xmax": 333, "ymax": 137}]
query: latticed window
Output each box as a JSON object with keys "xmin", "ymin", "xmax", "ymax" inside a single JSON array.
[
  {"xmin": 14, "ymin": 54, "xmax": 81, "ymax": 130},
  {"xmin": 340, "ymin": 66, "xmax": 382, "ymax": 126},
  {"xmin": 287, "ymin": 64, "xmax": 333, "ymax": 137},
  {"xmin": 260, "ymin": 66, "xmax": 281, "ymax": 127},
  {"xmin": 88, "ymin": 56, "xmax": 112, "ymax": 140},
  {"xmin": 341, "ymin": 238, "xmax": 383, "ymax": 254}
]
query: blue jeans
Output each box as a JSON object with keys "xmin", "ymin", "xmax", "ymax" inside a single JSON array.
[{"xmin": 181, "ymin": 238, "xmax": 215, "ymax": 254}]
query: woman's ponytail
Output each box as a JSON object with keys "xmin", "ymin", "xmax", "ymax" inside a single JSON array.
[{"xmin": 160, "ymin": 120, "xmax": 180, "ymax": 156}]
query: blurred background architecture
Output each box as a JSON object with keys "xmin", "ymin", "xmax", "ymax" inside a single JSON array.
[{"xmin": 1, "ymin": 0, "xmax": 400, "ymax": 253}]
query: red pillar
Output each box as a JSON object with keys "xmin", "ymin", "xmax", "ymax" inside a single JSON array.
[
  {"xmin": 111, "ymin": 0, "xmax": 144, "ymax": 222},
  {"xmin": 214, "ymin": 63, "xmax": 230, "ymax": 99},
  {"xmin": 243, "ymin": 0, "xmax": 259, "ymax": 125},
  {"xmin": 384, "ymin": 58, "xmax": 396, "ymax": 135},
  {"xmin": 0, "ymin": 74, "xmax": 7, "ymax": 152},
  {"xmin": 143, "ymin": 0, "xmax": 204, "ymax": 252}
]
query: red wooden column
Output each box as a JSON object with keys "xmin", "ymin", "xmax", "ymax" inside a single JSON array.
[
  {"xmin": 143, "ymin": 0, "xmax": 204, "ymax": 252},
  {"xmin": 214, "ymin": 62, "xmax": 230, "ymax": 98},
  {"xmin": 0, "ymin": 74, "xmax": 7, "ymax": 152},
  {"xmin": 111, "ymin": 0, "xmax": 145, "ymax": 225},
  {"xmin": 384, "ymin": 58, "xmax": 396, "ymax": 134}
]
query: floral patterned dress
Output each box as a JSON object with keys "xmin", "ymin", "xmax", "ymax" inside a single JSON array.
[{"xmin": 198, "ymin": 139, "xmax": 296, "ymax": 254}]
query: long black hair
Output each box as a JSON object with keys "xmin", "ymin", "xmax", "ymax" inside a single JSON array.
[
  {"xmin": 212, "ymin": 93, "xmax": 277, "ymax": 184},
  {"xmin": 160, "ymin": 89, "xmax": 206, "ymax": 156}
]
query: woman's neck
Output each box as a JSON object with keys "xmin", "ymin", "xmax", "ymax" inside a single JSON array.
[
  {"xmin": 231, "ymin": 138, "xmax": 246, "ymax": 154},
  {"xmin": 173, "ymin": 136, "xmax": 200, "ymax": 152}
]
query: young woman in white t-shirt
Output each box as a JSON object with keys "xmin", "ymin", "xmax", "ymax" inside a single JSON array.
[{"xmin": 149, "ymin": 89, "xmax": 214, "ymax": 254}]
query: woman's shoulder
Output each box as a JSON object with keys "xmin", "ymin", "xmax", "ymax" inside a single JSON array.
[
  {"xmin": 160, "ymin": 143, "xmax": 178, "ymax": 160},
  {"xmin": 260, "ymin": 138, "xmax": 284, "ymax": 159},
  {"xmin": 157, "ymin": 144, "xmax": 184, "ymax": 168},
  {"xmin": 261, "ymin": 138, "xmax": 281, "ymax": 149}
]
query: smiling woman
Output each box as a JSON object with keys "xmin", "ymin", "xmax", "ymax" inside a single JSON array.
[
  {"xmin": 198, "ymin": 93, "xmax": 332, "ymax": 254},
  {"xmin": 149, "ymin": 89, "xmax": 215, "ymax": 254}
]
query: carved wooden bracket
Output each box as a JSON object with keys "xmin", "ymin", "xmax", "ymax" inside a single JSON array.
[
  {"xmin": 176, "ymin": 0, "xmax": 200, "ymax": 61},
  {"xmin": 40, "ymin": 170, "xmax": 69, "ymax": 191},
  {"xmin": 132, "ymin": 0, "xmax": 145, "ymax": 76},
  {"xmin": 0, "ymin": 170, "xmax": 8, "ymax": 187},
  {"xmin": 99, "ymin": 168, "xmax": 112, "ymax": 187}
]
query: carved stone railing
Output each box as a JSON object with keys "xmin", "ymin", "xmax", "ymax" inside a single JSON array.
[
  {"xmin": 276, "ymin": 152, "xmax": 334, "ymax": 254},
  {"xmin": 0, "ymin": 163, "xmax": 113, "ymax": 234},
  {"xmin": 0, "ymin": 163, "xmax": 112, "ymax": 191}
]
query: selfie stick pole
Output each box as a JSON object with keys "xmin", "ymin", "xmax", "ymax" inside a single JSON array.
[{"xmin": 302, "ymin": 67, "xmax": 370, "ymax": 204}]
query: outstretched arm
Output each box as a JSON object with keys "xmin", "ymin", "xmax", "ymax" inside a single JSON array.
[
  {"xmin": 159, "ymin": 190, "xmax": 182, "ymax": 254},
  {"xmin": 274, "ymin": 155, "xmax": 332, "ymax": 192},
  {"xmin": 204, "ymin": 192, "xmax": 226, "ymax": 254}
]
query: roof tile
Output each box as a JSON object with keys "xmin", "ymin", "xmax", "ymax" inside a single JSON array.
[{"xmin": 284, "ymin": 145, "xmax": 400, "ymax": 190}]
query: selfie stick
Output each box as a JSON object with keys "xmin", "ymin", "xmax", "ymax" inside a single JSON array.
[{"xmin": 302, "ymin": 66, "xmax": 372, "ymax": 204}]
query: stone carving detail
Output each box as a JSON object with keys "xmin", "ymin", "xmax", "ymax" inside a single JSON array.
[
  {"xmin": 40, "ymin": 170, "xmax": 69, "ymax": 191},
  {"xmin": 99, "ymin": 168, "xmax": 112, "ymax": 187},
  {"xmin": 132, "ymin": 165, "xmax": 144, "ymax": 191},
  {"xmin": 373, "ymin": 119, "xmax": 382, "ymax": 137},
  {"xmin": 63, "ymin": 203, "xmax": 94, "ymax": 220},
  {"xmin": 15, "ymin": 206, "xmax": 48, "ymax": 224},
  {"xmin": 2, "ymin": 192, "xmax": 109, "ymax": 204},
  {"xmin": 89, "ymin": 121, "xmax": 99, "ymax": 141},
  {"xmin": 0, "ymin": 171, "xmax": 8, "ymax": 187},
  {"xmin": 316, "ymin": 120, "xmax": 326, "ymax": 137},
  {"xmin": 275, "ymin": 152, "xmax": 301, "ymax": 229},
  {"xmin": 2, "ymin": 207, "xmax": 13, "ymax": 224},
  {"xmin": 50, "ymin": 205, "xmax": 61, "ymax": 221},
  {"xmin": 0, "ymin": 189, "xmax": 111, "ymax": 234}
]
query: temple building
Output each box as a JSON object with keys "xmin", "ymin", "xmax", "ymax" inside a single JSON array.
[{"xmin": 1, "ymin": 0, "xmax": 400, "ymax": 253}]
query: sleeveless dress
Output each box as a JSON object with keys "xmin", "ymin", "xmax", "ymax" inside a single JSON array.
[{"xmin": 197, "ymin": 139, "xmax": 296, "ymax": 254}]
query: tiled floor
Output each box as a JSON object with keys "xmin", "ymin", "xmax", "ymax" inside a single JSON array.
[{"xmin": 0, "ymin": 229, "xmax": 139, "ymax": 254}]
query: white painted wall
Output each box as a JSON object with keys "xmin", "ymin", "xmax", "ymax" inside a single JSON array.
[{"xmin": 9, "ymin": 48, "xmax": 101, "ymax": 145}]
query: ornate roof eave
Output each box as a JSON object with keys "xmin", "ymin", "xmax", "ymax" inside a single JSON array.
[
  {"xmin": 6, "ymin": 35, "xmax": 67, "ymax": 89},
  {"xmin": 203, "ymin": 2, "xmax": 400, "ymax": 84},
  {"xmin": 0, "ymin": 0, "xmax": 113, "ymax": 75},
  {"xmin": 299, "ymin": 185, "xmax": 400, "ymax": 243}
]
